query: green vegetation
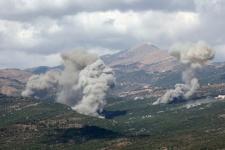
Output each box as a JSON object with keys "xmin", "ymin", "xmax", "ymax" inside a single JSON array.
[{"xmin": 1, "ymin": 94, "xmax": 225, "ymax": 150}]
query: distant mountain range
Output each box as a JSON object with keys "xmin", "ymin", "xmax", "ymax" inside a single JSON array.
[
  {"xmin": 0, "ymin": 43, "xmax": 224, "ymax": 97},
  {"xmin": 28, "ymin": 43, "xmax": 178, "ymax": 74}
]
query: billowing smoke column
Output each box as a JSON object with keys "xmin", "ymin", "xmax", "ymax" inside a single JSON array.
[
  {"xmin": 73, "ymin": 59, "xmax": 115, "ymax": 117},
  {"xmin": 21, "ymin": 70, "xmax": 61, "ymax": 98},
  {"xmin": 56, "ymin": 51, "xmax": 98, "ymax": 107},
  {"xmin": 153, "ymin": 41, "xmax": 215, "ymax": 105},
  {"xmin": 22, "ymin": 51, "xmax": 115, "ymax": 118}
]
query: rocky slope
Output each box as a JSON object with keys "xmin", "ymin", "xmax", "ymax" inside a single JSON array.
[
  {"xmin": 0, "ymin": 66, "xmax": 63, "ymax": 96},
  {"xmin": 102, "ymin": 43, "xmax": 177, "ymax": 73},
  {"xmin": 0, "ymin": 69, "xmax": 32, "ymax": 96}
]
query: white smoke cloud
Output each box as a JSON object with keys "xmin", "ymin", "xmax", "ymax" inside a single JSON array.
[
  {"xmin": 22, "ymin": 51, "xmax": 115, "ymax": 118},
  {"xmin": 153, "ymin": 41, "xmax": 215, "ymax": 105},
  {"xmin": 73, "ymin": 59, "xmax": 115, "ymax": 117},
  {"xmin": 56, "ymin": 51, "xmax": 98, "ymax": 106},
  {"xmin": 21, "ymin": 70, "xmax": 61, "ymax": 98}
]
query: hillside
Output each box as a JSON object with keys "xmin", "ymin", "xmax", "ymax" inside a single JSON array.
[
  {"xmin": 0, "ymin": 46, "xmax": 225, "ymax": 149},
  {"xmin": 0, "ymin": 45, "xmax": 224, "ymax": 99},
  {"xmin": 0, "ymin": 66, "xmax": 63, "ymax": 96},
  {"xmin": 0, "ymin": 69, "xmax": 32, "ymax": 96},
  {"xmin": 1, "ymin": 93, "xmax": 225, "ymax": 149},
  {"xmin": 0, "ymin": 44, "xmax": 178, "ymax": 97},
  {"xmin": 102, "ymin": 43, "xmax": 177, "ymax": 73}
]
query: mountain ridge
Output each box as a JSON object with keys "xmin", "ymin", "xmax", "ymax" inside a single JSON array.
[
  {"xmin": 0, "ymin": 43, "xmax": 223, "ymax": 97},
  {"xmin": 102, "ymin": 43, "xmax": 177, "ymax": 73}
]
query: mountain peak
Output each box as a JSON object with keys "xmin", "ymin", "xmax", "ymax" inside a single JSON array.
[
  {"xmin": 130, "ymin": 43, "xmax": 159, "ymax": 52},
  {"xmin": 102, "ymin": 43, "xmax": 177, "ymax": 72}
]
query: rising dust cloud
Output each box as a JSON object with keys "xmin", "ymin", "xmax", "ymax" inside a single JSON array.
[
  {"xmin": 153, "ymin": 41, "xmax": 215, "ymax": 105},
  {"xmin": 22, "ymin": 51, "xmax": 115, "ymax": 118}
]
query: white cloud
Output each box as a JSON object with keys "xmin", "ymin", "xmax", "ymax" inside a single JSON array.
[
  {"xmin": 0, "ymin": 0, "xmax": 225, "ymax": 68},
  {"xmin": 0, "ymin": 0, "xmax": 195, "ymax": 21},
  {"xmin": 214, "ymin": 45, "xmax": 225, "ymax": 62},
  {"xmin": 0, "ymin": 10, "xmax": 199, "ymax": 53},
  {"xmin": 0, "ymin": 51, "xmax": 61, "ymax": 69}
]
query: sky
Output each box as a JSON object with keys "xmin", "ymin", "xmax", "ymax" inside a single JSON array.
[{"xmin": 0, "ymin": 0, "xmax": 225, "ymax": 68}]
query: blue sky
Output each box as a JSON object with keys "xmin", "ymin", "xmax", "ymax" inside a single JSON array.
[{"xmin": 0, "ymin": 0, "xmax": 224, "ymax": 68}]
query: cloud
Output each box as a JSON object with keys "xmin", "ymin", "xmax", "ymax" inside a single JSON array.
[
  {"xmin": 0, "ymin": 0, "xmax": 195, "ymax": 21},
  {"xmin": 0, "ymin": 10, "xmax": 199, "ymax": 54},
  {"xmin": 0, "ymin": 50, "xmax": 61, "ymax": 69},
  {"xmin": 191, "ymin": 0, "xmax": 225, "ymax": 44},
  {"xmin": 0, "ymin": 0, "xmax": 224, "ymax": 68},
  {"xmin": 214, "ymin": 45, "xmax": 225, "ymax": 62}
]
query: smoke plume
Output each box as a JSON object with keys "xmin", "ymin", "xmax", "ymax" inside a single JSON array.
[
  {"xmin": 21, "ymin": 70, "xmax": 61, "ymax": 98},
  {"xmin": 22, "ymin": 51, "xmax": 115, "ymax": 117},
  {"xmin": 153, "ymin": 41, "xmax": 215, "ymax": 105},
  {"xmin": 73, "ymin": 59, "xmax": 115, "ymax": 117},
  {"xmin": 56, "ymin": 51, "xmax": 98, "ymax": 107}
]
